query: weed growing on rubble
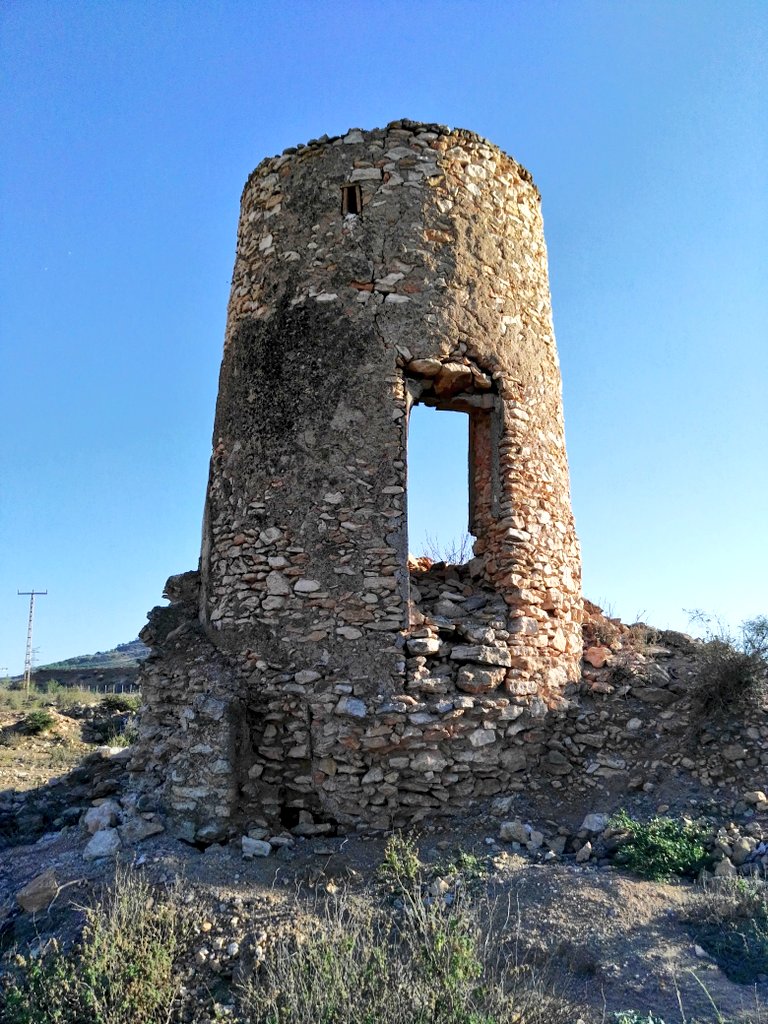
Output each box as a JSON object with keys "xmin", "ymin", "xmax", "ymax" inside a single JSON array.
[
  {"xmin": 3, "ymin": 869, "xmax": 192, "ymax": 1024},
  {"xmin": 378, "ymin": 831, "xmax": 425, "ymax": 892},
  {"xmin": 420, "ymin": 532, "xmax": 474, "ymax": 565},
  {"xmin": 104, "ymin": 717, "xmax": 139, "ymax": 747},
  {"xmin": 99, "ymin": 692, "xmax": 142, "ymax": 714},
  {"xmin": 688, "ymin": 613, "xmax": 768, "ymax": 719},
  {"xmin": 435, "ymin": 849, "xmax": 490, "ymax": 892},
  {"xmin": 610, "ymin": 810, "xmax": 708, "ymax": 881},
  {"xmin": 625, "ymin": 622, "xmax": 660, "ymax": 651}
]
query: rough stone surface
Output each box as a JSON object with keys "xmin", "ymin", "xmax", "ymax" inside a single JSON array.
[
  {"xmin": 580, "ymin": 813, "xmax": 609, "ymax": 834},
  {"xmin": 118, "ymin": 816, "xmax": 165, "ymax": 844},
  {"xmin": 83, "ymin": 827, "xmax": 121, "ymax": 861},
  {"xmin": 16, "ymin": 869, "xmax": 58, "ymax": 913},
  {"xmin": 499, "ymin": 819, "xmax": 530, "ymax": 844},
  {"xmin": 241, "ymin": 836, "xmax": 272, "ymax": 858},
  {"xmin": 83, "ymin": 799, "xmax": 121, "ymax": 834},
  {"xmin": 575, "ymin": 841, "xmax": 593, "ymax": 863},
  {"xmin": 131, "ymin": 120, "xmax": 582, "ymax": 839}
]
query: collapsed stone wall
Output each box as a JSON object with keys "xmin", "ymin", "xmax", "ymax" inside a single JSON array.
[{"xmin": 131, "ymin": 120, "xmax": 583, "ymax": 841}]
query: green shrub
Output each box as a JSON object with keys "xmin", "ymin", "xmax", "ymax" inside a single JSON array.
[
  {"xmin": 22, "ymin": 709, "xmax": 57, "ymax": 735},
  {"xmin": 684, "ymin": 878, "xmax": 768, "ymax": 984},
  {"xmin": 610, "ymin": 810, "xmax": 708, "ymax": 881},
  {"xmin": 0, "ymin": 689, "xmax": 25, "ymax": 712},
  {"xmin": 688, "ymin": 613, "xmax": 768, "ymax": 718},
  {"xmin": 378, "ymin": 832, "xmax": 424, "ymax": 892},
  {"xmin": 3, "ymin": 869, "xmax": 191, "ymax": 1024},
  {"xmin": 433, "ymin": 849, "xmax": 489, "ymax": 893},
  {"xmin": 104, "ymin": 718, "xmax": 139, "ymax": 748},
  {"xmin": 99, "ymin": 692, "xmax": 141, "ymax": 714}
]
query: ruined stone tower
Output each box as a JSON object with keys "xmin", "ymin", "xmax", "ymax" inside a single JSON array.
[{"xmin": 132, "ymin": 120, "xmax": 582, "ymax": 841}]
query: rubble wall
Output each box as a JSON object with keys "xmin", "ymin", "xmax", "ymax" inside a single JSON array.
[{"xmin": 132, "ymin": 121, "xmax": 583, "ymax": 840}]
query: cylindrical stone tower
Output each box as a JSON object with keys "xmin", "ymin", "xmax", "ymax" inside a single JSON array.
[{"xmin": 133, "ymin": 120, "xmax": 582, "ymax": 841}]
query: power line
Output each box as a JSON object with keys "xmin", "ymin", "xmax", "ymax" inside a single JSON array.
[{"xmin": 17, "ymin": 590, "xmax": 47, "ymax": 694}]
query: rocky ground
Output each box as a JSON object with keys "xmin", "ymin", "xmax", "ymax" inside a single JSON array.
[
  {"xmin": 1, "ymin": 614, "xmax": 767, "ymax": 1023},
  {"xmin": 2, "ymin": 817, "xmax": 767, "ymax": 1023}
]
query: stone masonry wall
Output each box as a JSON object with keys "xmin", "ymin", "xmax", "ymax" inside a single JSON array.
[{"xmin": 132, "ymin": 121, "xmax": 583, "ymax": 841}]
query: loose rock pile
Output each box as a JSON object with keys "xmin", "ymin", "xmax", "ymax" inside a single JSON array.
[
  {"xmin": 408, "ymin": 560, "xmax": 520, "ymax": 697},
  {"xmin": 0, "ymin": 746, "xmax": 131, "ymax": 851}
]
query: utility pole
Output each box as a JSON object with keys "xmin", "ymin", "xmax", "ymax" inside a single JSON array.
[{"xmin": 18, "ymin": 590, "xmax": 47, "ymax": 695}]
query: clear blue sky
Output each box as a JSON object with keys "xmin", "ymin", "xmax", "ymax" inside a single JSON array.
[{"xmin": 1, "ymin": 1, "xmax": 766, "ymax": 673}]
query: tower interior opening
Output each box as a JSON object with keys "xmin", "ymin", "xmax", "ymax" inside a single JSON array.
[{"xmin": 407, "ymin": 404, "xmax": 474, "ymax": 564}]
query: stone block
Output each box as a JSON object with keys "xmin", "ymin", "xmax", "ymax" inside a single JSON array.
[
  {"xmin": 17, "ymin": 869, "xmax": 59, "ymax": 914},
  {"xmin": 84, "ymin": 828, "xmax": 121, "ymax": 861}
]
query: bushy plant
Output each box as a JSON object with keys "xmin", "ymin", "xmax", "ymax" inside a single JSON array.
[
  {"xmin": 626, "ymin": 622, "xmax": 660, "ymax": 651},
  {"xmin": 378, "ymin": 832, "xmax": 424, "ymax": 892},
  {"xmin": 420, "ymin": 532, "xmax": 474, "ymax": 566},
  {"xmin": 433, "ymin": 848, "xmax": 489, "ymax": 893},
  {"xmin": 23, "ymin": 709, "xmax": 57, "ymax": 735},
  {"xmin": 99, "ymin": 692, "xmax": 141, "ymax": 714},
  {"xmin": 582, "ymin": 602, "xmax": 621, "ymax": 648},
  {"xmin": 3, "ymin": 869, "xmax": 191, "ymax": 1024},
  {"xmin": 609, "ymin": 810, "xmax": 708, "ymax": 881},
  {"xmin": 104, "ymin": 718, "xmax": 139, "ymax": 748},
  {"xmin": 54, "ymin": 687, "xmax": 103, "ymax": 711},
  {"xmin": 35, "ymin": 678, "xmax": 61, "ymax": 696},
  {"xmin": 688, "ymin": 613, "xmax": 768, "ymax": 718},
  {"xmin": 0, "ymin": 688, "xmax": 25, "ymax": 712}
]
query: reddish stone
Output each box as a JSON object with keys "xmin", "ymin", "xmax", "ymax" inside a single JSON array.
[{"xmin": 584, "ymin": 646, "xmax": 610, "ymax": 668}]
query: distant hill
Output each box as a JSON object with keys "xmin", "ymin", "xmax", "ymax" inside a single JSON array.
[
  {"xmin": 25, "ymin": 639, "xmax": 150, "ymax": 692},
  {"xmin": 39, "ymin": 639, "xmax": 150, "ymax": 672}
]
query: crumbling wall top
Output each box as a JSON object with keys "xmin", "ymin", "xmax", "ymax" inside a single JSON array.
[{"xmin": 242, "ymin": 119, "xmax": 539, "ymax": 202}]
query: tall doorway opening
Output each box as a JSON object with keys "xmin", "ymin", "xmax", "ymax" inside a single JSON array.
[{"xmin": 407, "ymin": 404, "xmax": 473, "ymax": 564}]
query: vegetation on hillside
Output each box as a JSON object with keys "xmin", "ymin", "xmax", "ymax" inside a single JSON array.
[
  {"xmin": 688, "ymin": 613, "xmax": 768, "ymax": 718},
  {"xmin": 37, "ymin": 639, "xmax": 149, "ymax": 672}
]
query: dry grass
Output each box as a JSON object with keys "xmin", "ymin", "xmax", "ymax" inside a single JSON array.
[
  {"xmin": 419, "ymin": 532, "xmax": 474, "ymax": 566},
  {"xmin": 238, "ymin": 883, "xmax": 575, "ymax": 1024},
  {"xmin": 3, "ymin": 839, "xmax": 578, "ymax": 1024},
  {"xmin": 687, "ymin": 615, "xmax": 768, "ymax": 719},
  {"xmin": 0, "ymin": 685, "xmax": 104, "ymax": 714},
  {"xmin": 683, "ymin": 878, "xmax": 768, "ymax": 985},
  {"xmin": 3, "ymin": 868, "xmax": 192, "ymax": 1024}
]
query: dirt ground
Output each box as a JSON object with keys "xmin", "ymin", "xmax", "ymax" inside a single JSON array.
[
  {"xmin": 0, "ymin": 708, "xmax": 91, "ymax": 792},
  {"xmin": 2, "ymin": 813, "xmax": 766, "ymax": 1023}
]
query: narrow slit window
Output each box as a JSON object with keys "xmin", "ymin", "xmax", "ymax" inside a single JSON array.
[{"xmin": 341, "ymin": 183, "xmax": 362, "ymax": 216}]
